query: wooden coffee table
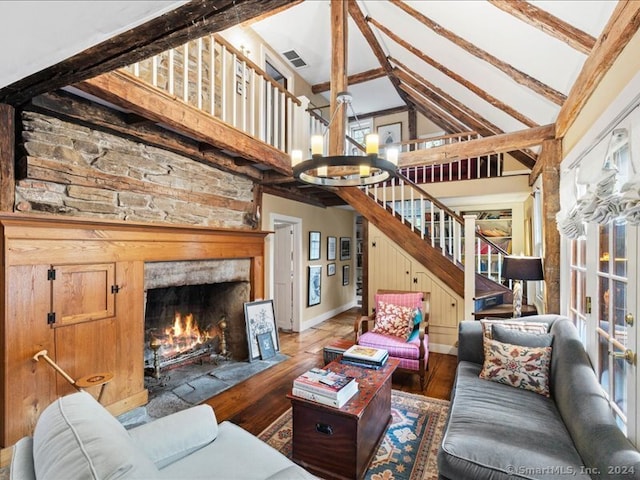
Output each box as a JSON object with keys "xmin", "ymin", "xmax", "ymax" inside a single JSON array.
[{"xmin": 287, "ymin": 358, "xmax": 399, "ymax": 479}]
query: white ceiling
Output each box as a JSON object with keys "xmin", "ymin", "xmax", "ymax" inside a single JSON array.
[
  {"xmin": 251, "ymin": 0, "xmax": 617, "ymax": 133},
  {"xmin": 0, "ymin": 1, "xmax": 187, "ymax": 90},
  {"xmin": 0, "ymin": 0, "xmax": 618, "ymax": 139}
]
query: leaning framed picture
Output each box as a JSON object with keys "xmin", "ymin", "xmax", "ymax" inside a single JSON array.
[
  {"xmin": 244, "ymin": 300, "xmax": 279, "ymax": 362},
  {"xmin": 257, "ymin": 332, "xmax": 276, "ymax": 360},
  {"xmin": 340, "ymin": 237, "xmax": 351, "ymax": 260},
  {"xmin": 342, "ymin": 264, "xmax": 350, "ymax": 286},
  {"xmin": 309, "ymin": 231, "xmax": 321, "ymax": 260},
  {"xmin": 327, "ymin": 263, "xmax": 336, "ymax": 276},
  {"xmin": 327, "ymin": 236, "xmax": 337, "ymax": 261},
  {"xmin": 377, "ymin": 122, "xmax": 402, "ymax": 146},
  {"xmin": 308, "ymin": 265, "xmax": 322, "ymax": 306}
]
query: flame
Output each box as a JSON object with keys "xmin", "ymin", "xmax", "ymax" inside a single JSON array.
[{"xmin": 160, "ymin": 312, "xmax": 206, "ymax": 357}]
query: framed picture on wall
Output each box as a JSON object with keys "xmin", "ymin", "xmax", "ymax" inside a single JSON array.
[
  {"xmin": 308, "ymin": 265, "xmax": 322, "ymax": 306},
  {"xmin": 244, "ymin": 300, "xmax": 279, "ymax": 362},
  {"xmin": 340, "ymin": 237, "xmax": 351, "ymax": 260},
  {"xmin": 309, "ymin": 231, "xmax": 321, "ymax": 260},
  {"xmin": 377, "ymin": 122, "xmax": 402, "ymax": 146},
  {"xmin": 327, "ymin": 236, "xmax": 337, "ymax": 261},
  {"xmin": 342, "ymin": 265, "xmax": 350, "ymax": 286},
  {"xmin": 327, "ymin": 263, "xmax": 336, "ymax": 276}
]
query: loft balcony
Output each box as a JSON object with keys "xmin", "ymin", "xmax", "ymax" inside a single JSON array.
[{"xmin": 69, "ymin": 32, "xmax": 514, "ymax": 208}]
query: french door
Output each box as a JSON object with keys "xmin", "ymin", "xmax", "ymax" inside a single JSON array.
[{"xmin": 595, "ymin": 221, "xmax": 638, "ymax": 441}]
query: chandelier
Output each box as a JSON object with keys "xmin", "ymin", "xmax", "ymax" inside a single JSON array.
[{"xmin": 291, "ymin": 92, "xmax": 399, "ymax": 187}]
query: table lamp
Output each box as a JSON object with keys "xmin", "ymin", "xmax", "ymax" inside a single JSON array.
[{"xmin": 502, "ymin": 256, "xmax": 544, "ymax": 317}]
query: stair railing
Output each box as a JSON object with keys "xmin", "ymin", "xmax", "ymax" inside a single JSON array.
[{"xmin": 361, "ymin": 172, "xmax": 510, "ymax": 314}]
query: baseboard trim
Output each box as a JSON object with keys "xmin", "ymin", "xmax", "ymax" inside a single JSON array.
[
  {"xmin": 429, "ymin": 343, "xmax": 458, "ymax": 356},
  {"xmin": 301, "ymin": 302, "xmax": 358, "ymax": 330}
]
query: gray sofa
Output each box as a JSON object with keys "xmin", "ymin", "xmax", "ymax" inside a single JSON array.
[
  {"xmin": 438, "ymin": 315, "xmax": 640, "ymax": 480},
  {"xmin": 10, "ymin": 391, "xmax": 316, "ymax": 480}
]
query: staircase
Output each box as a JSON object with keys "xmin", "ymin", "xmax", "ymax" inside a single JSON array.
[{"xmin": 336, "ymin": 173, "xmax": 513, "ymax": 319}]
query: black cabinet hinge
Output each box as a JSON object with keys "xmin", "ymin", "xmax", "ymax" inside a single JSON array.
[
  {"xmin": 47, "ymin": 268, "xmax": 56, "ymax": 281},
  {"xmin": 47, "ymin": 312, "xmax": 56, "ymax": 325},
  {"xmin": 111, "ymin": 285, "xmax": 121, "ymax": 294}
]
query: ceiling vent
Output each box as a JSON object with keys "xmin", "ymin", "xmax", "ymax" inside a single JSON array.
[{"xmin": 282, "ymin": 49, "xmax": 307, "ymax": 69}]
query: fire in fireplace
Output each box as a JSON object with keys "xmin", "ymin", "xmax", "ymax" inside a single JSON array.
[
  {"xmin": 146, "ymin": 311, "xmax": 219, "ymax": 374},
  {"xmin": 143, "ymin": 259, "xmax": 252, "ymax": 375}
]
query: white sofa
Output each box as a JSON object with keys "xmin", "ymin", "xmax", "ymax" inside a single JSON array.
[{"xmin": 10, "ymin": 391, "xmax": 316, "ymax": 480}]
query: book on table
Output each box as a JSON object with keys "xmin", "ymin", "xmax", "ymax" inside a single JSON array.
[
  {"xmin": 341, "ymin": 345, "xmax": 389, "ymax": 366},
  {"xmin": 340, "ymin": 355, "xmax": 388, "ymax": 370},
  {"xmin": 292, "ymin": 367, "xmax": 357, "ymax": 399},
  {"xmin": 292, "ymin": 380, "xmax": 358, "ymax": 408}
]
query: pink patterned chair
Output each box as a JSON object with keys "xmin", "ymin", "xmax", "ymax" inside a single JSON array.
[{"xmin": 354, "ymin": 290, "xmax": 430, "ymax": 389}]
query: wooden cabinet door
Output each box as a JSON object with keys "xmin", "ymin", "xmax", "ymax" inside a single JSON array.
[
  {"xmin": 54, "ymin": 317, "xmax": 117, "ymax": 400},
  {"xmin": 51, "ymin": 263, "xmax": 115, "ymax": 327}
]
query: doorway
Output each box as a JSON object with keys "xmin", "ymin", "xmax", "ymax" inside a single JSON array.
[{"xmin": 271, "ymin": 214, "xmax": 302, "ymax": 332}]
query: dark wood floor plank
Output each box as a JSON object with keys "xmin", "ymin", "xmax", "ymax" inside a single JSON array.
[{"xmin": 203, "ymin": 308, "xmax": 456, "ymax": 436}]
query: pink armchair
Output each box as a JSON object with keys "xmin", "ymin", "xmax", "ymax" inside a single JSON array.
[{"xmin": 354, "ymin": 290, "xmax": 430, "ymax": 389}]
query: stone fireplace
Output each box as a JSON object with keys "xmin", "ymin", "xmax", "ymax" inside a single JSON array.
[{"xmin": 144, "ymin": 259, "xmax": 251, "ymax": 371}]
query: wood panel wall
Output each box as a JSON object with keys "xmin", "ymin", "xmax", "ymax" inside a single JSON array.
[{"xmin": 0, "ymin": 213, "xmax": 269, "ymax": 447}]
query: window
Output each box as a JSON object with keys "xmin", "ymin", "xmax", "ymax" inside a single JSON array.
[
  {"xmin": 349, "ymin": 120, "xmax": 372, "ymax": 156},
  {"xmin": 569, "ymin": 237, "xmax": 587, "ymax": 343}
]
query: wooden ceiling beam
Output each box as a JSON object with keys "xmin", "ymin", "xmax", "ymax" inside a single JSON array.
[
  {"xmin": 0, "ymin": 0, "xmax": 301, "ymax": 106},
  {"xmin": 556, "ymin": 1, "xmax": 640, "ymax": 138},
  {"xmin": 488, "ymin": 1, "xmax": 596, "ymax": 55},
  {"xmin": 388, "ymin": 0, "xmax": 565, "ymax": 105},
  {"xmin": 393, "ymin": 58, "xmax": 537, "ymax": 168},
  {"xmin": 348, "ymin": 105, "xmax": 407, "ymax": 122},
  {"xmin": 368, "ymin": 16, "xmax": 538, "ymax": 128},
  {"xmin": 312, "ymin": 67, "xmax": 386, "ymax": 94},
  {"xmin": 399, "ymin": 124, "xmax": 554, "ymax": 167},
  {"xmin": 262, "ymin": 184, "xmax": 330, "ymax": 208},
  {"xmin": 329, "ymin": 0, "xmax": 349, "ymax": 156},
  {"xmin": 398, "ymin": 85, "xmax": 468, "ymax": 133},
  {"xmin": 392, "ymin": 59, "xmax": 501, "ymax": 136}
]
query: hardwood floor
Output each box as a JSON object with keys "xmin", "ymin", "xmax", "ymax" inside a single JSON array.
[{"xmin": 203, "ymin": 308, "xmax": 457, "ymax": 436}]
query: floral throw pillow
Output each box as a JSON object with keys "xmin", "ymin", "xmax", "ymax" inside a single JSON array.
[
  {"xmin": 372, "ymin": 302, "xmax": 415, "ymax": 341},
  {"xmin": 480, "ymin": 338, "xmax": 552, "ymax": 397}
]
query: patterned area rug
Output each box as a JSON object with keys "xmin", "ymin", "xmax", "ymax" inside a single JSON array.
[{"xmin": 258, "ymin": 390, "xmax": 449, "ymax": 480}]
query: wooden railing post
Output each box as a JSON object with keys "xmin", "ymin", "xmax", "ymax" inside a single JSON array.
[{"xmin": 464, "ymin": 214, "xmax": 477, "ymax": 319}]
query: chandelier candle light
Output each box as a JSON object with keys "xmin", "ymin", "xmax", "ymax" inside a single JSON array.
[{"xmin": 291, "ymin": 92, "xmax": 398, "ymax": 186}]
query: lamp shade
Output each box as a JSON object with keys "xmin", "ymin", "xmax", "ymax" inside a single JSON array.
[{"xmin": 502, "ymin": 256, "xmax": 544, "ymax": 281}]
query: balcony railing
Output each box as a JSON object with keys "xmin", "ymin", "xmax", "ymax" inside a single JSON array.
[
  {"xmin": 122, "ymin": 34, "xmax": 504, "ymax": 185},
  {"xmin": 124, "ymin": 33, "xmax": 314, "ymax": 155}
]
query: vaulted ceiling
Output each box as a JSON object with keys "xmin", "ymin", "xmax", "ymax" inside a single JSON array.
[
  {"xmin": 251, "ymin": 0, "xmax": 615, "ymax": 138},
  {"xmin": 0, "ymin": 0, "xmax": 635, "ymax": 194}
]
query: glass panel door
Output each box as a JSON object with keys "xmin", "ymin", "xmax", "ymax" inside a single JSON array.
[{"xmin": 596, "ymin": 221, "xmax": 636, "ymax": 437}]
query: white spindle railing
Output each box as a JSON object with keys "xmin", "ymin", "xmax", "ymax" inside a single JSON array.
[
  {"xmin": 123, "ymin": 34, "xmax": 306, "ymax": 157},
  {"xmin": 361, "ymin": 175, "xmax": 510, "ymax": 307},
  {"xmin": 122, "ymin": 36, "xmax": 505, "ymax": 183}
]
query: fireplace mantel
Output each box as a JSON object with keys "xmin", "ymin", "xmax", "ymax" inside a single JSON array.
[{"xmin": 0, "ymin": 213, "xmax": 270, "ymax": 447}]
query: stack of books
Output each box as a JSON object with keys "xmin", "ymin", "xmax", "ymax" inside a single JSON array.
[
  {"xmin": 340, "ymin": 345, "xmax": 389, "ymax": 369},
  {"xmin": 292, "ymin": 367, "xmax": 358, "ymax": 408}
]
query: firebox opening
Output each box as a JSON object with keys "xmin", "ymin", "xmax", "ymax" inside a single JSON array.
[{"xmin": 144, "ymin": 281, "xmax": 250, "ymax": 372}]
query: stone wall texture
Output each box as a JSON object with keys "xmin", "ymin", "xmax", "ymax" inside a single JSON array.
[{"xmin": 16, "ymin": 111, "xmax": 255, "ymax": 228}]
